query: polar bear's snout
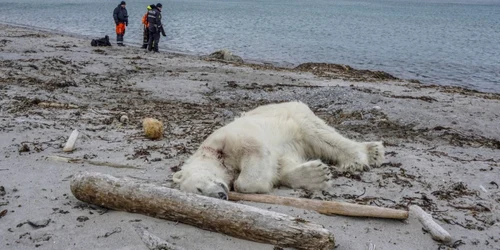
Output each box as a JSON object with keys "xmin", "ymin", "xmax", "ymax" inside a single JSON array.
[
  {"xmin": 213, "ymin": 182, "xmax": 229, "ymax": 200},
  {"xmin": 217, "ymin": 191, "xmax": 228, "ymax": 200},
  {"xmin": 200, "ymin": 182, "xmax": 229, "ymax": 200},
  {"xmin": 188, "ymin": 180, "xmax": 229, "ymax": 200},
  {"xmin": 204, "ymin": 181, "xmax": 229, "ymax": 200},
  {"xmin": 173, "ymin": 170, "xmax": 230, "ymax": 200}
]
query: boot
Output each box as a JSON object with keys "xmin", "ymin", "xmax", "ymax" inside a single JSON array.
[{"xmin": 117, "ymin": 34, "xmax": 124, "ymax": 46}]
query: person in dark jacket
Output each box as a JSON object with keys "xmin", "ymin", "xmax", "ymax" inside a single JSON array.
[
  {"xmin": 147, "ymin": 3, "xmax": 166, "ymax": 52},
  {"xmin": 141, "ymin": 4, "xmax": 156, "ymax": 49},
  {"xmin": 113, "ymin": 1, "xmax": 129, "ymax": 46}
]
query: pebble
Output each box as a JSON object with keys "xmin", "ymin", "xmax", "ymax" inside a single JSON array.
[
  {"xmin": 18, "ymin": 144, "xmax": 30, "ymax": 153},
  {"xmin": 0, "ymin": 209, "xmax": 7, "ymax": 218},
  {"xmin": 119, "ymin": 115, "xmax": 129, "ymax": 123},
  {"xmin": 77, "ymin": 216, "xmax": 89, "ymax": 222},
  {"xmin": 27, "ymin": 219, "xmax": 51, "ymax": 228}
]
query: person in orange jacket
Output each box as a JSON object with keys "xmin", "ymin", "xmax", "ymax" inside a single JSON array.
[{"xmin": 141, "ymin": 4, "xmax": 155, "ymax": 49}]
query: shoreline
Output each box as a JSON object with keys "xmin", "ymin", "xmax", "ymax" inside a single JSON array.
[
  {"xmin": 1, "ymin": 24, "xmax": 499, "ymax": 250},
  {"xmin": 3, "ymin": 21, "xmax": 497, "ymax": 95}
]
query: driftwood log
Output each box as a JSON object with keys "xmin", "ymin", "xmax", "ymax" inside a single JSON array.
[
  {"xmin": 70, "ymin": 172, "xmax": 335, "ymax": 250},
  {"xmin": 63, "ymin": 129, "xmax": 79, "ymax": 152},
  {"xmin": 409, "ymin": 205, "xmax": 452, "ymax": 242},
  {"xmin": 229, "ymin": 192, "xmax": 409, "ymax": 220}
]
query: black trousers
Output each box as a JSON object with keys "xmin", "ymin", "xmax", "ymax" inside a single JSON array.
[
  {"xmin": 142, "ymin": 27, "xmax": 149, "ymax": 48},
  {"xmin": 117, "ymin": 34, "xmax": 124, "ymax": 45},
  {"xmin": 147, "ymin": 30, "xmax": 160, "ymax": 52}
]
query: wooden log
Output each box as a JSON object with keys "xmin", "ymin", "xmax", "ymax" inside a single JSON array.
[
  {"xmin": 63, "ymin": 129, "xmax": 79, "ymax": 152},
  {"xmin": 229, "ymin": 192, "xmax": 408, "ymax": 220},
  {"xmin": 409, "ymin": 205, "xmax": 452, "ymax": 242},
  {"xmin": 70, "ymin": 172, "xmax": 335, "ymax": 250}
]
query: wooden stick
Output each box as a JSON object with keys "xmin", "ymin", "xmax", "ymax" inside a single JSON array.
[
  {"xmin": 229, "ymin": 192, "xmax": 408, "ymax": 220},
  {"xmin": 47, "ymin": 155, "xmax": 141, "ymax": 169},
  {"xmin": 38, "ymin": 102, "xmax": 78, "ymax": 109},
  {"xmin": 63, "ymin": 129, "xmax": 79, "ymax": 152},
  {"xmin": 409, "ymin": 205, "xmax": 452, "ymax": 242},
  {"xmin": 70, "ymin": 172, "xmax": 335, "ymax": 250},
  {"xmin": 132, "ymin": 223, "xmax": 186, "ymax": 250}
]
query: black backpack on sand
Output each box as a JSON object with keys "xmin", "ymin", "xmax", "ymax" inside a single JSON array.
[{"xmin": 91, "ymin": 35, "xmax": 112, "ymax": 47}]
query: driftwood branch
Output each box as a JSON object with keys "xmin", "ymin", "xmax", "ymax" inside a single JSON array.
[
  {"xmin": 47, "ymin": 155, "xmax": 141, "ymax": 169},
  {"xmin": 38, "ymin": 102, "xmax": 78, "ymax": 109},
  {"xmin": 63, "ymin": 129, "xmax": 79, "ymax": 152},
  {"xmin": 70, "ymin": 172, "xmax": 335, "ymax": 250},
  {"xmin": 132, "ymin": 223, "xmax": 186, "ymax": 250},
  {"xmin": 409, "ymin": 205, "xmax": 452, "ymax": 242},
  {"xmin": 229, "ymin": 192, "xmax": 408, "ymax": 220},
  {"xmin": 366, "ymin": 243, "xmax": 376, "ymax": 250}
]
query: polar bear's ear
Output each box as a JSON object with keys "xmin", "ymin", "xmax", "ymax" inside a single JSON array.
[{"xmin": 173, "ymin": 171, "xmax": 183, "ymax": 183}]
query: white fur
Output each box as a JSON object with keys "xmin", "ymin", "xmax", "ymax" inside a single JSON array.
[{"xmin": 173, "ymin": 101, "xmax": 384, "ymax": 198}]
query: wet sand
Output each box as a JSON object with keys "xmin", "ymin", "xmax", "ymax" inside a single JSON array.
[{"xmin": 0, "ymin": 24, "xmax": 499, "ymax": 250}]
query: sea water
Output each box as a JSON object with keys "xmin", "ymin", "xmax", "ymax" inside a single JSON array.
[{"xmin": 0, "ymin": 0, "xmax": 499, "ymax": 92}]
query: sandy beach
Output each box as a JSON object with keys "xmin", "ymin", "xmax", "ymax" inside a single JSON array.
[{"xmin": 0, "ymin": 24, "xmax": 499, "ymax": 250}]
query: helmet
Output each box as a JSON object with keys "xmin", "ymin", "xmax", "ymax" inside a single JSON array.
[{"xmin": 156, "ymin": 3, "xmax": 162, "ymax": 8}]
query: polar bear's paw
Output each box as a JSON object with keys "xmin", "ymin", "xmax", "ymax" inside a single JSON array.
[
  {"xmin": 282, "ymin": 160, "xmax": 330, "ymax": 190},
  {"xmin": 338, "ymin": 160, "xmax": 369, "ymax": 172},
  {"xmin": 337, "ymin": 148, "xmax": 370, "ymax": 172},
  {"xmin": 363, "ymin": 141, "xmax": 385, "ymax": 167},
  {"xmin": 234, "ymin": 177, "xmax": 273, "ymax": 194},
  {"xmin": 337, "ymin": 141, "xmax": 385, "ymax": 172}
]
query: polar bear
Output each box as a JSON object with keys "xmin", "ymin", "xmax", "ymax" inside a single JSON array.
[{"xmin": 173, "ymin": 101, "xmax": 384, "ymax": 200}]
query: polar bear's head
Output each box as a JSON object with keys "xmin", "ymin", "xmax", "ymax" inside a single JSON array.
[{"xmin": 173, "ymin": 170, "xmax": 230, "ymax": 200}]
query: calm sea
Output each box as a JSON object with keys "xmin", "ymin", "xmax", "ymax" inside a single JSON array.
[{"xmin": 0, "ymin": 0, "xmax": 499, "ymax": 92}]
